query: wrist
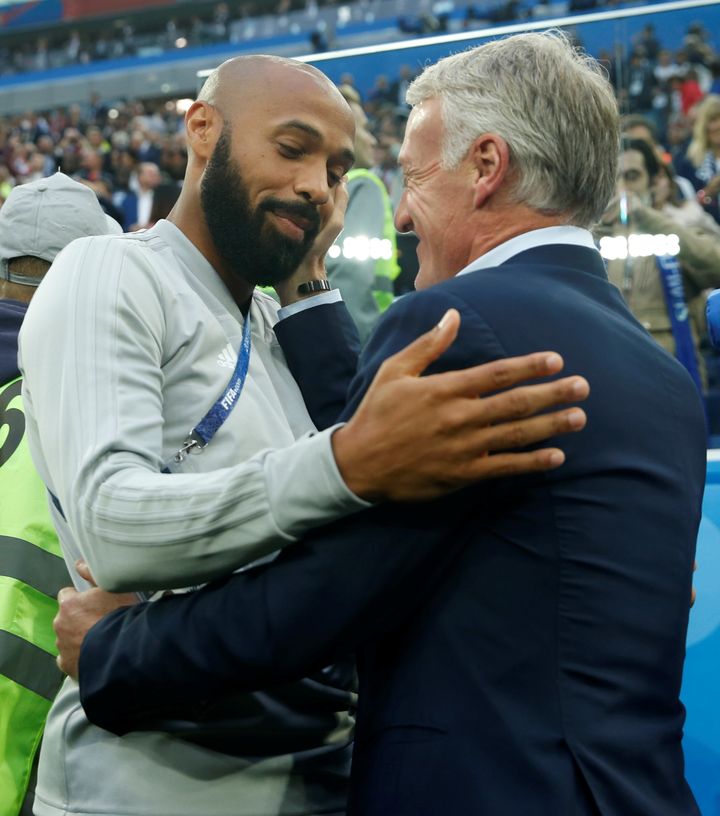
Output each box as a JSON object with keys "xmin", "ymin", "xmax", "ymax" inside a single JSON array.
[
  {"xmin": 297, "ymin": 279, "xmax": 333, "ymax": 296},
  {"xmin": 275, "ymin": 280, "xmax": 332, "ymax": 306},
  {"xmin": 331, "ymin": 424, "xmax": 383, "ymax": 503}
]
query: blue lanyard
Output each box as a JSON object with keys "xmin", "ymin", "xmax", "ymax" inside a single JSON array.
[
  {"xmin": 167, "ymin": 312, "xmax": 252, "ymax": 468},
  {"xmin": 655, "ymin": 254, "xmax": 703, "ymax": 395}
]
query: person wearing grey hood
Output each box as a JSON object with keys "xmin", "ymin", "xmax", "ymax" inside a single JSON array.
[{"xmin": 0, "ymin": 172, "xmax": 120, "ymax": 816}]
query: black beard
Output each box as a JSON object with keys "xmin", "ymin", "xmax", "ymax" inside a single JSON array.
[{"xmin": 200, "ymin": 127, "xmax": 320, "ymax": 287}]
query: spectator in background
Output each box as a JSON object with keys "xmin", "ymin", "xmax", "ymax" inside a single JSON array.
[
  {"xmin": 678, "ymin": 68, "xmax": 705, "ymax": 115},
  {"xmin": 76, "ymin": 176, "xmax": 125, "ymax": 230},
  {"xmin": 710, "ymin": 59, "xmax": 720, "ymax": 96},
  {"xmin": 0, "ymin": 172, "xmax": 119, "ymax": 816},
  {"xmin": 109, "ymin": 145, "xmax": 137, "ymax": 189},
  {"xmin": 159, "ymin": 141, "xmax": 188, "ymax": 182},
  {"xmin": 371, "ymin": 135, "xmax": 403, "ymax": 208},
  {"xmin": 682, "ymin": 22, "xmax": 714, "ymax": 72},
  {"xmin": 366, "ymin": 74, "xmax": 395, "ymax": 113},
  {"xmin": 626, "ymin": 47, "xmax": 656, "ymax": 116},
  {"xmin": 651, "ymin": 159, "xmax": 720, "ymax": 235},
  {"xmin": 655, "ymin": 48, "xmax": 682, "ymax": 86},
  {"xmin": 114, "ymin": 160, "xmax": 162, "ymax": 230},
  {"xmin": 0, "ymin": 166, "xmax": 14, "ymax": 203},
  {"xmin": 595, "ymin": 137, "xmax": 720, "ymax": 391},
  {"xmin": 339, "ymin": 72, "xmax": 361, "ymax": 101},
  {"xmin": 146, "ymin": 181, "xmax": 181, "ymax": 227},
  {"xmin": 35, "ymin": 135, "xmax": 58, "ymax": 177},
  {"xmin": 85, "ymin": 126, "xmax": 112, "ymax": 162},
  {"xmin": 633, "ymin": 23, "xmax": 660, "ymax": 62},
  {"xmin": 667, "ymin": 112, "xmax": 693, "ymax": 160},
  {"xmin": 390, "ymin": 64, "xmax": 415, "ymax": 108},
  {"xmin": 621, "ymin": 112, "xmax": 698, "ymax": 200},
  {"xmin": 76, "ymin": 146, "xmax": 113, "ymax": 190},
  {"xmin": 326, "ymin": 85, "xmax": 400, "ymax": 344},
  {"xmin": 676, "ymin": 94, "xmax": 720, "ymax": 225}
]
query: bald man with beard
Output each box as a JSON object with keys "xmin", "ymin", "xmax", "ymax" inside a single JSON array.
[{"xmin": 19, "ymin": 56, "xmax": 587, "ymax": 816}]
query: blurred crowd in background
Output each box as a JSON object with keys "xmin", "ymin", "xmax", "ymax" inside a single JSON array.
[
  {"xmin": 1, "ymin": 4, "xmax": 720, "ymax": 397},
  {"xmin": 1, "ymin": 14, "xmax": 719, "ymax": 228},
  {"xmin": 1, "ymin": 0, "xmax": 716, "ymax": 74}
]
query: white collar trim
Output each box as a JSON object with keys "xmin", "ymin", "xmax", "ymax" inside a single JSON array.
[{"xmin": 457, "ymin": 226, "xmax": 598, "ymax": 277}]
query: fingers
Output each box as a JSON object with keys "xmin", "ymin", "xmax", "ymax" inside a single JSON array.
[
  {"xmin": 425, "ymin": 351, "xmax": 568, "ymax": 399},
  {"xmin": 470, "ymin": 448, "xmax": 567, "ymax": 480},
  {"xmin": 76, "ymin": 559, "xmax": 97, "ymax": 586},
  {"xmin": 376, "ymin": 309, "xmax": 461, "ymax": 380},
  {"xmin": 459, "ymin": 407, "xmax": 589, "ymax": 480},
  {"xmin": 313, "ymin": 184, "xmax": 349, "ymax": 258},
  {"xmin": 472, "ymin": 406, "xmax": 587, "ymax": 456},
  {"xmin": 476, "ymin": 376, "xmax": 589, "ymax": 425},
  {"xmin": 57, "ymin": 585, "xmax": 79, "ymax": 605}
]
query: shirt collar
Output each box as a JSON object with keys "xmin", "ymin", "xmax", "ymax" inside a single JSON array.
[{"xmin": 457, "ymin": 226, "xmax": 599, "ymax": 277}]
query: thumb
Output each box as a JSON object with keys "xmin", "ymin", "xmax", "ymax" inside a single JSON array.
[
  {"xmin": 76, "ymin": 559, "xmax": 97, "ymax": 587},
  {"xmin": 378, "ymin": 308, "xmax": 461, "ymax": 380}
]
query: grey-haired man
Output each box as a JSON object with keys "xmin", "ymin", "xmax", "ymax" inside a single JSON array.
[
  {"xmin": 56, "ymin": 34, "xmax": 703, "ymax": 816},
  {"xmin": 20, "ymin": 56, "xmax": 587, "ymax": 816}
]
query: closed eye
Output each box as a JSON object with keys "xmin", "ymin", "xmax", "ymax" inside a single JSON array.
[{"xmin": 278, "ymin": 143, "xmax": 303, "ymax": 159}]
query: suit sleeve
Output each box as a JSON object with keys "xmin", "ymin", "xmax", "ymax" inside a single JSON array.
[
  {"xmin": 274, "ymin": 301, "xmax": 361, "ymax": 429},
  {"xmin": 79, "ymin": 493, "xmax": 471, "ymax": 734},
  {"xmin": 78, "ymin": 290, "xmax": 504, "ymax": 734}
]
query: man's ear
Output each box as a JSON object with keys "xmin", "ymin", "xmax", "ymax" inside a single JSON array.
[
  {"xmin": 185, "ymin": 101, "xmax": 223, "ymax": 164},
  {"xmin": 469, "ymin": 134, "xmax": 511, "ymax": 209}
]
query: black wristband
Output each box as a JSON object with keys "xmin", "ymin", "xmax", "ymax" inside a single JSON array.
[{"xmin": 297, "ymin": 279, "xmax": 333, "ymax": 295}]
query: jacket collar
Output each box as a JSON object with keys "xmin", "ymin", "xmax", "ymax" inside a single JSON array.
[{"xmin": 458, "ymin": 226, "xmax": 599, "ymax": 276}]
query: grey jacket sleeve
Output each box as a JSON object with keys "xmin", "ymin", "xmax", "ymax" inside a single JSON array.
[{"xmin": 18, "ymin": 236, "xmax": 366, "ymax": 592}]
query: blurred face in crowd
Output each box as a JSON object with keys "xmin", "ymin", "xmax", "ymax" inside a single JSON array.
[
  {"xmin": 395, "ymin": 98, "xmax": 475, "ymax": 289},
  {"xmin": 138, "ymin": 162, "xmax": 161, "ymax": 190},
  {"xmin": 623, "ymin": 124, "xmax": 654, "ymax": 146},
  {"xmin": 349, "ymin": 101, "xmax": 377, "ymax": 169},
  {"xmin": 651, "ymin": 165, "xmax": 675, "ymax": 209},
  {"xmin": 707, "ymin": 116, "xmax": 720, "ymax": 152},
  {"xmin": 616, "ymin": 148, "xmax": 652, "ymax": 204},
  {"xmin": 200, "ymin": 63, "xmax": 355, "ymax": 287},
  {"xmin": 667, "ymin": 116, "xmax": 690, "ymax": 148},
  {"xmin": 87, "ymin": 128, "xmax": 104, "ymax": 148}
]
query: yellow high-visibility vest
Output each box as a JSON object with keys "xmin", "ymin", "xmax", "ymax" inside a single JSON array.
[
  {"xmin": 345, "ymin": 168, "xmax": 400, "ymax": 313},
  {"xmin": 0, "ymin": 376, "xmax": 69, "ymax": 816}
]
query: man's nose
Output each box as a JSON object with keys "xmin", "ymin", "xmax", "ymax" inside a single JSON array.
[
  {"xmin": 295, "ymin": 162, "xmax": 330, "ymax": 205},
  {"xmin": 394, "ymin": 191, "xmax": 412, "ymax": 233}
]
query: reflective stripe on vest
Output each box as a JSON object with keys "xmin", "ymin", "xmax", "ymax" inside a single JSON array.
[
  {"xmin": 0, "ymin": 376, "xmax": 68, "ymax": 816},
  {"xmin": 346, "ymin": 168, "xmax": 401, "ymax": 313}
]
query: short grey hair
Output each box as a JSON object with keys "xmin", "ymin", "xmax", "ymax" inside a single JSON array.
[{"xmin": 406, "ymin": 30, "xmax": 619, "ymax": 227}]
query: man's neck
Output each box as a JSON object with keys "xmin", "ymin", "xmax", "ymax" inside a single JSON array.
[
  {"xmin": 467, "ymin": 207, "xmax": 569, "ymax": 262},
  {"xmin": 0, "ymin": 282, "xmax": 33, "ymax": 304}
]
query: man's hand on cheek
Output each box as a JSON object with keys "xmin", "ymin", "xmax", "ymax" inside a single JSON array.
[{"xmin": 273, "ymin": 180, "xmax": 349, "ymax": 306}]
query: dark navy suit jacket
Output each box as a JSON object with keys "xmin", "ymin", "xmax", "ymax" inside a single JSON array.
[{"xmin": 79, "ymin": 244, "xmax": 706, "ymax": 815}]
